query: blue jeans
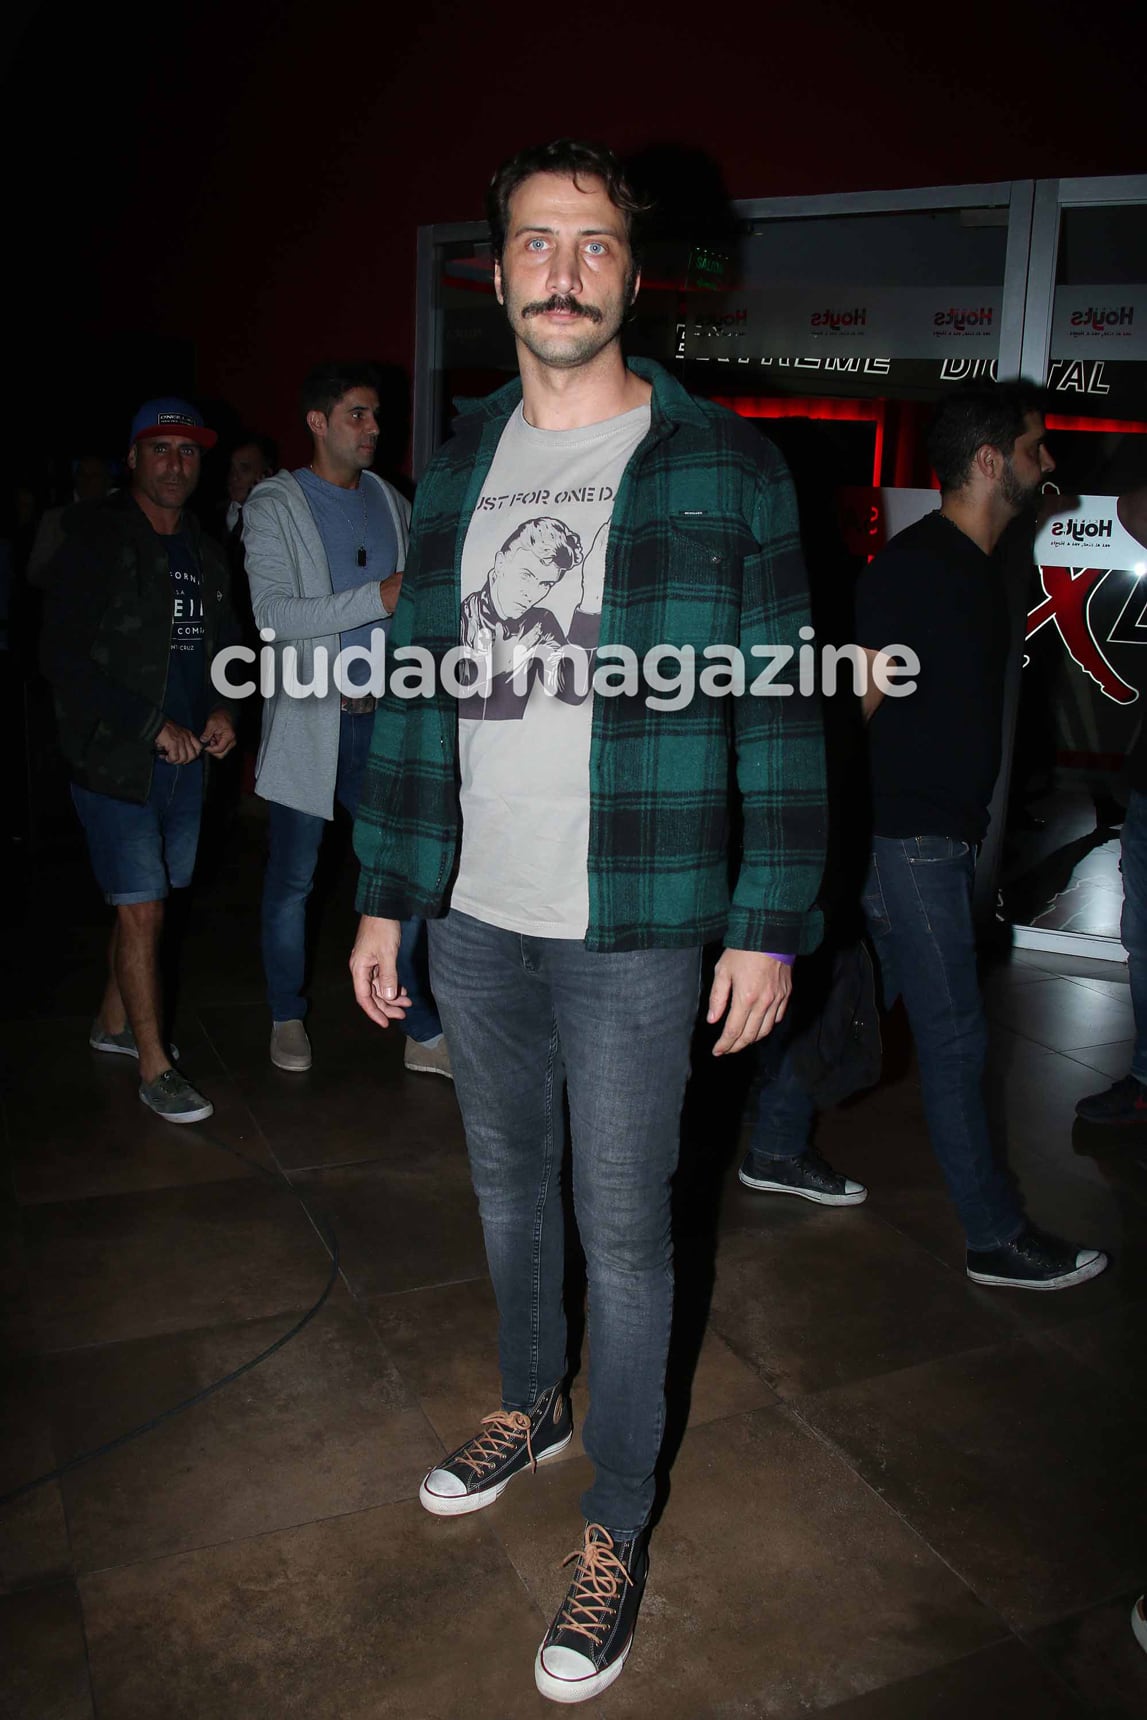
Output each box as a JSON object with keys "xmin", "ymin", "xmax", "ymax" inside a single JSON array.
[
  {"xmin": 1120, "ymin": 789, "xmax": 1147, "ymax": 1081},
  {"xmin": 747, "ymin": 1016, "xmax": 814, "ymax": 1165},
  {"xmin": 262, "ymin": 710, "xmax": 440, "ymax": 1038},
  {"xmin": 72, "ymin": 758, "xmax": 204, "ymax": 904},
  {"xmin": 427, "ymin": 910, "xmax": 701, "ymax": 1538},
  {"xmin": 862, "ymin": 835, "xmax": 1023, "ymax": 1251}
]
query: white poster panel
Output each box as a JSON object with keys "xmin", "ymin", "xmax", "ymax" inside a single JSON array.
[
  {"xmin": 1051, "ymin": 289, "xmax": 1147, "ymax": 362},
  {"xmin": 685, "ymin": 288, "xmax": 1000, "ymax": 363},
  {"xmin": 1035, "ymin": 495, "xmax": 1147, "ymax": 572}
]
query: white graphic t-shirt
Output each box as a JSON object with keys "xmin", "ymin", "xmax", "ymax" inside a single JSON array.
[{"xmin": 451, "ymin": 400, "xmax": 650, "ymax": 938}]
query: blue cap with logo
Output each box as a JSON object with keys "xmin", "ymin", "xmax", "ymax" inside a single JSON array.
[{"xmin": 128, "ymin": 397, "xmax": 217, "ymax": 451}]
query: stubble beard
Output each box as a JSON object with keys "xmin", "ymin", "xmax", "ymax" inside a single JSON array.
[{"xmin": 999, "ymin": 458, "xmax": 1042, "ymax": 517}]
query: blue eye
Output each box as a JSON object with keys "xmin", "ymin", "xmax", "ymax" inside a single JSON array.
[
  {"xmin": 527, "ymin": 238, "xmax": 548, "ymax": 251},
  {"xmin": 586, "ymin": 242, "xmax": 606, "ymax": 255}
]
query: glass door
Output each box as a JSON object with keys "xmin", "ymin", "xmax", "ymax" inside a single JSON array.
[{"xmin": 1004, "ymin": 176, "xmax": 1147, "ymax": 959}]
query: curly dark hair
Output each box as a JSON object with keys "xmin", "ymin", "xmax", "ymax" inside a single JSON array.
[
  {"xmin": 927, "ymin": 380, "xmax": 1047, "ymax": 493},
  {"xmin": 486, "ymin": 139, "xmax": 651, "ymax": 264}
]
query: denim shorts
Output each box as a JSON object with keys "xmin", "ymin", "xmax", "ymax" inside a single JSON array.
[{"xmin": 71, "ymin": 759, "xmax": 204, "ymax": 905}]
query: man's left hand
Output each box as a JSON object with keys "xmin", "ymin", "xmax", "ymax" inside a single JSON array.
[
  {"xmin": 708, "ymin": 949, "xmax": 791, "ymax": 1056},
  {"xmin": 200, "ymin": 710, "xmax": 237, "ymax": 759}
]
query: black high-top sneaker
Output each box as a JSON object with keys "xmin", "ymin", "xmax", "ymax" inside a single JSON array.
[
  {"xmin": 418, "ymin": 1382, "xmax": 571, "ymax": 1516},
  {"xmin": 534, "ymin": 1523, "xmax": 649, "ymax": 1704}
]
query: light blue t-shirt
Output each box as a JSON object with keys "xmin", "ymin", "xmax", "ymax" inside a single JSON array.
[{"xmin": 294, "ymin": 468, "xmax": 398, "ymax": 688}]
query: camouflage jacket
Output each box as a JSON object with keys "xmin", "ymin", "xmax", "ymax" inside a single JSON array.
[{"xmin": 38, "ymin": 491, "xmax": 236, "ymax": 803}]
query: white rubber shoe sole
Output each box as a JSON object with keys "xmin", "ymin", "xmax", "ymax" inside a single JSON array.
[
  {"xmin": 966, "ymin": 1251, "xmax": 1108, "ymax": 1291},
  {"xmin": 418, "ymin": 1429, "xmax": 572, "ymax": 1517},
  {"xmin": 534, "ymin": 1632, "xmax": 634, "ymax": 1704}
]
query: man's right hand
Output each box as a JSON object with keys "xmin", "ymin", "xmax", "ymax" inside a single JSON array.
[
  {"xmin": 350, "ymin": 914, "xmax": 412, "ymax": 1029},
  {"xmin": 379, "ymin": 571, "xmax": 403, "ymax": 616},
  {"xmin": 155, "ymin": 720, "xmax": 203, "ymax": 764}
]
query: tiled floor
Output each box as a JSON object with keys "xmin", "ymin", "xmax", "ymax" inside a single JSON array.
[{"xmin": 3, "ymin": 801, "xmax": 1147, "ymax": 1718}]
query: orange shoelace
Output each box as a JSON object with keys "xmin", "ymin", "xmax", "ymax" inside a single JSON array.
[
  {"xmin": 552, "ymin": 1526, "xmax": 633, "ymax": 1646},
  {"xmin": 456, "ymin": 1410, "xmax": 535, "ymax": 1477}
]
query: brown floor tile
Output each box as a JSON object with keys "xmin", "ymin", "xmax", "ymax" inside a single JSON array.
[
  {"xmin": 1060, "ymin": 973, "xmax": 1131, "ymax": 999},
  {"xmin": 1036, "ymin": 1296, "xmax": 1147, "ymax": 1383},
  {"xmin": 1013, "ymin": 949, "xmax": 1130, "ymax": 984},
  {"xmin": 367, "ymin": 1277, "xmax": 514, "ymax": 1454},
  {"xmin": 489, "ymin": 1407, "xmax": 1003, "ymax": 1718},
  {"xmin": 206, "ymin": 1005, "xmax": 464, "ymax": 1173},
  {"xmin": 0, "ymin": 1206, "xmax": 37, "ymax": 1366},
  {"xmin": 809, "ymin": 1639, "xmax": 1083, "ymax": 1718},
  {"xmin": 24, "ymin": 1178, "xmax": 333, "ymax": 1351},
  {"xmin": 982, "ymin": 955, "xmax": 1065, "ymax": 992},
  {"xmin": 986, "ymin": 977, "xmax": 1135, "ymax": 1054},
  {"xmin": 0, "ymin": 1365, "xmax": 71, "ymax": 1595},
  {"xmin": 47, "ymin": 1295, "xmax": 438, "ymax": 1571},
  {"xmin": 1, "ymin": 931, "xmax": 109, "ymax": 1022},
  {"xmin": 368, "ymin": 1277, "xmax": 775, "ymax": 1471},
  {"xmin": 81, "ymin": 1502, "xmax": 547, "ymax": 1719},
  {"xmin": 1025, "ymin": 1593, "xmax": 1147, "ymax": 1718},
  {"xmin": 292, "ymin": 1155, "xmax": 486, "ymax": 1299},
  {"xmin": 706, "ymin": 1212, "xmax": 1007, "ymax": 1397},
  {"xmin": 0, "ymin": 1583, "xmax": 93, "ymax": 1720},
  {"xmin": 796, "ymin": 1338, "xmax": 1147, "ymax": 1631},
  {"xmin": 874, "ymin": 1156, "xmax": 1147, "ymax": 1336},
  {"xmin": 5, "ymin": 1059, "xmax": 270, "ymax": 1204},
  {"xmin": 1063, "ymin": 1038, "xmax": 1138, "ymax": 1079}
]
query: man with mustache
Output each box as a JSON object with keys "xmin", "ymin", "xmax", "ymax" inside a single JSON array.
[
  {"xmin": 350, "ymin": 140, "xmax": 825, "ymax": 1702},
  {"xmin": 39, "ymin": 398, "xmax": 236, "ymax": 1123},
  {"xmin": 242, "ymin": 363, "xmax": 447, "ymax": 1075}
]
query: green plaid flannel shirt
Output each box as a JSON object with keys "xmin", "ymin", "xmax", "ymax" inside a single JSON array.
[{"xmin": 354, "ymin": 358, "xmax": 826, "ymax": 954}]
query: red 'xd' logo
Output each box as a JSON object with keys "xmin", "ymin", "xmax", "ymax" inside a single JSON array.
[{"xmin": 1026, "ymin": 565, "xmax": 1137, "ymax": 704}]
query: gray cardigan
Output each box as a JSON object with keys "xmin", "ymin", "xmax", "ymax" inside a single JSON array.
[{"xmin": 242, "ymin": 469, "xmax": 411, "ymax": 819}]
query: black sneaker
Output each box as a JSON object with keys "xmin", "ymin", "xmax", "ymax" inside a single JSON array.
[
  {"xmin": 966, "ymin": 1223, "xmax": 1108, "ymax": 1291},
  {"xmin": 418, "ymin": 1382, "xmax": 571, "ymax": 1517},
  {"xmin": 535, "ymin": 1523, "xmax": 648, "ymax": 1705},
  {"xmin": 1075, "ymin": 1074, "xmax": 1147, "ymax": 1125},
  {"xmin": 738, "ymin": 1146, "xmax": 867, "ymax": 1206}
]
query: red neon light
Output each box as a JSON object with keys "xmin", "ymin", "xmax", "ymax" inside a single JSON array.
[
  {"xmin": 713, "ymin": 395, "xmax": 886, "ymax": 487},
  {"xmin": 1045, "ymin": 415, "xmax": 1147, "ymax": 434}
]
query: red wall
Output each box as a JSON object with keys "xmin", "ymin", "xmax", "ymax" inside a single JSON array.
[{"xmin": 10, "ymin": 0, "xmax": 1143, "ymax": 470}]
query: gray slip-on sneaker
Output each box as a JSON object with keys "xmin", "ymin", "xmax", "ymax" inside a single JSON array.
[
  {"xmin": 403, "ymin": 1036, "xmax": 453, "ymax": 1080},
  {"xmin": 270, "ymin": 1019, "xmax": 312, "ymax": 1071},
  {"xmin": 90, "ymin": 1021, "xmax": 180, "ymax": 1061},
  {"xmin": 139, "ymin": 1069, "xmax": 214, "ymax": 1125}
]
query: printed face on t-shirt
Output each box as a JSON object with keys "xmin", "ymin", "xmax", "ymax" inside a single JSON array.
[{"xmin": 489, "ymin": 518, "xmax": 583, "ymax": 622}]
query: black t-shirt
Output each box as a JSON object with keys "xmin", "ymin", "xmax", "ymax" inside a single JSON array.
[
  {"xmin": 856, "ymin": 511, "xmax": 1010, "ymax": 845},
  {"xmin": 165, "ymin": 529, "xmax": 207, "ymax": 733}
]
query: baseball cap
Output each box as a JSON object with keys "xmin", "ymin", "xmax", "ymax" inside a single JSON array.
[{"xmin": 128, "ymin": 397, "xmax": 218, "ymax": 451}]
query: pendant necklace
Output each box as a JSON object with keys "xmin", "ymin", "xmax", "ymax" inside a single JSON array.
[{"xmin": 312, "ymin": 468, "xmax": 368, "ymax": 567}]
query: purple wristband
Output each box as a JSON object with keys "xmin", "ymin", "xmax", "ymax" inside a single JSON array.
[{"xmin": 764, "ymin": 951, "xmax": 795, "ymax": 966}]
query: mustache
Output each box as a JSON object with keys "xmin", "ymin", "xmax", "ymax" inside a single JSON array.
[{"xmin": 521, "ymin": 294, "xmax": 603, "ymax": 325}]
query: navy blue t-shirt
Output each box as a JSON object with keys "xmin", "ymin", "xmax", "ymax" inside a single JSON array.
[{"xmin": 165, "ymin": 530, "xmax": 207, "ymax": 731}]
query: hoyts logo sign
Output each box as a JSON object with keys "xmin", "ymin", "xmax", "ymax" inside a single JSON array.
[
  {"xmin": 694, "ymin": 309, "xmax": 747, "ymax": 329},
  {"xmin": 933, "ymin": 307, "xmax": 993, "ymax": 331},
  {"xmin": 810, "ymin": 307, "xmax": 867, "ymax": 329},
  {"xmin": 1070, "ymin": 305, "xmax": 1135, "ymax": 332},
  {"xmin": 1050, "ymin": 517, "xmax": 1114, "ymax": 543}
]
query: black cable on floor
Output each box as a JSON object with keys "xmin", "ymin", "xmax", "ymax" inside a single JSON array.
[{"xmin": 0, "ymin": 1123, "xmax": 340, "ymax": 1510}]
